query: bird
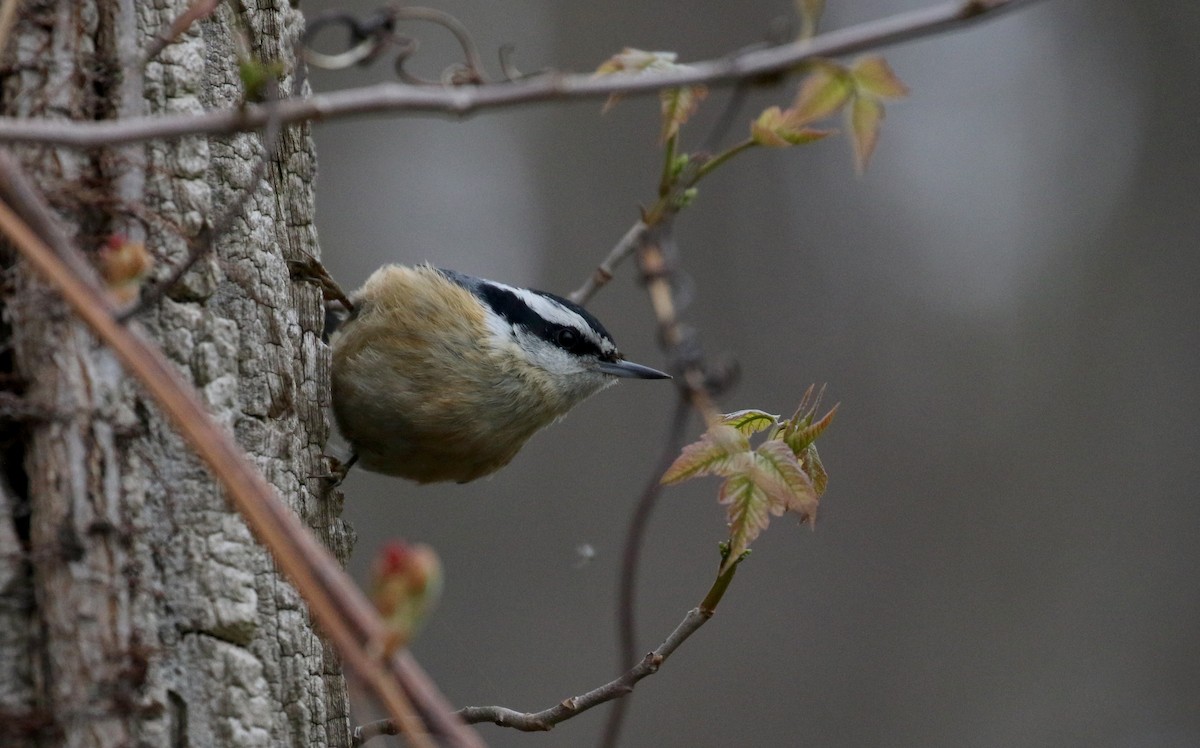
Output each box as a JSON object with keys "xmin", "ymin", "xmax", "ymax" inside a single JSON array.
[{"xmin": 327, "ymin": 263, "xmax": 670, "ymax": 483}]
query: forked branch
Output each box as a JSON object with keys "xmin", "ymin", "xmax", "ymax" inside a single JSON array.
[{"xmin": 0, "ymin": 0, "xmax": 1044, "ymax": 148}]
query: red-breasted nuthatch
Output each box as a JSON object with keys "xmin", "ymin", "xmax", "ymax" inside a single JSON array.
[{"xmin": 328, "ymin": 264, "xmax": 670, "ymax": 483}]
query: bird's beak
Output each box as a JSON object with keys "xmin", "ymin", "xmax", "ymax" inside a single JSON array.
[{"xmin": 596, "ymin": 359, "xmax": 671, "ymax": 380}]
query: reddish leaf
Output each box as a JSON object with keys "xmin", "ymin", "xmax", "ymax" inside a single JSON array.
[
  {"xmin": 801, "ymin": 443, "xmax": 829, "ymax": 497},
  {"xmin": 661, "ymin": 424, "xmax": 751, "ymax": 484},
  {"xmin": 753, "ymin": 440, "xmax": 818, "ymax": 522},
  {"xmin": 661, "ymin": 85, "xmax": 708, "ymax": 141},
  {"xmin": 783, "ymin": 402, "xmax": 839, "ymax": 454},
  {"xmin": 97, "ymin": 235, "xmax": 152, "ymax": 305},
  {"xmin": 716, "ymin": 441, "xmax": 817, "ymax": 573},
  {"xmin": 719, "ymin": 471, "xmax": 772, "ymax": 574}
]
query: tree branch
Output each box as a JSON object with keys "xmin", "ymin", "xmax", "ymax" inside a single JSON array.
[{"xmin": 0, "ymin": 0, "xmax": 1045, "ymax": 149}]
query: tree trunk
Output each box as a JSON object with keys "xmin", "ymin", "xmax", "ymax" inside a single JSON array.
[{"xmin": 0, "ymin": 2, "xmax": 353, "ymax": 746}]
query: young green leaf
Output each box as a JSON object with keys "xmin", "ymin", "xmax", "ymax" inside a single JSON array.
[
  {"xmin": 721, "ymin": 409, "xmax": 781, "ymax": 435},
  {"xmin": 790, "ymin": 63, "xmax": 853, "ymax": 125},
  {"xmin": 850, "ymin": 56, "xmax": 910, "ymax": 100},
  {"xmin": 750, "ymin": 106, "xmax": 834, "ymax": 148},
  {"xmin": 846, "ymin": 56, "xmax": 908, "ymax": 173},
  {"xmin": 238, "ymin": 58, "xmax": 285, "ymax": 102},
  {"xmin": 849, "ymin": 93, "xmax": 884, "ymax": 174},
  {"xmin": 661, "ymin": 424, "xmax": 751, "ymax": 484}
]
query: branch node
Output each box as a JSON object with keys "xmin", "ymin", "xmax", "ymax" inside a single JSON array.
[{"xmin": 642, "ymin": 651, "xmax": 665, "ymax": 673}]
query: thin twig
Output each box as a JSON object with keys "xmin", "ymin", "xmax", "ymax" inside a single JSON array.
[
  {"xmin": 142, "ymin": 0, "xmax": 222, "ymax": 65},
  {"xmin": 353, "ymin": 718, "xmax": 403, "ymax": 746},
  {"xmin": 354, "ymin": 556, "xmax": 746, "ymax": 743},
  {"xmin": 0, "ymin": 0, "xmax": 1046, "ymax": 149},
  {"xmin": 358, "ymin": 673, "xmax": 432, "ymax": 748},
  {"xmin": 567, "ymin": 221, "xmax": 646, "ymax": 306},
  {"xmin": 0, "ymin": 152, "xmax": 484, "ymax": 748},
  {"xmin": 391, "ymin": 6, "xmax": 489, "ymax": 85},
  {"xmin": 591, "ymin": 223, "xmax": 732, "ymax": 746},
  {"xmin": 638, "ymin": 227, "xmax": 721, "ymax": 423},
  {"xmin": 468, "ymin": 556, "xmax": 743, "ymax": 730}
]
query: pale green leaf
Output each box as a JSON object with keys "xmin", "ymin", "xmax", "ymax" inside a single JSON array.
[
  {"xmin": 595, "ymin": 48, "xmax": 680, "ymax": 76},
  {"xmin": 721, "ymin": 409, "xmax": 780, "ymax": 435},
  {"xmin": 661, "ymin": 424, "xmax": 751, "ymax": 484},
  {"xmin": 790, "ymin": 63, "xmax": 852, "ymax": 125},
  {"xmin": 750, "ymin": 106, "xmax": 834, "ymax": 148},
  {"xmin": 850, "ymin": 56, "xmax": 909, "ymax": 100},
  {"xmin": 596, "ymin": 48, "xmax": 692, "ymax": 114},
  {"xmin": 849, "ymin": 94, "xmax": 884, "ymax": 174}
]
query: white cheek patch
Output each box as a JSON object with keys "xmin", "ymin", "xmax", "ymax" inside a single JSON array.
[
  {"xmin": 481, "ymin": 305, "xmax": 514, "ymax": 346},
  {"xmin": 513, "ymin": 328, "xmax": 587, "ymax": 377}
]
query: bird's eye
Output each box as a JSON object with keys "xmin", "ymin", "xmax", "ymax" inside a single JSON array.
[{"xmin": 555, "ymin": 328, "xmax": 580, "ymax": 350}]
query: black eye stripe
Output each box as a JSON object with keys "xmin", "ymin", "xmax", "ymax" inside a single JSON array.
[{"xmin": 471, "ymin": 281, "xmax": 609, "ymax": 357}]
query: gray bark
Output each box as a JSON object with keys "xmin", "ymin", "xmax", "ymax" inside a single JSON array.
[{"xmin": 0, "ymin": 1, "xmax": 353, "ymax": 746}]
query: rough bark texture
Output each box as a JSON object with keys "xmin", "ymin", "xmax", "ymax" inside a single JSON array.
[{"xmin": 0, "ymin": 1, "xmax": 353, "ymax": 746}]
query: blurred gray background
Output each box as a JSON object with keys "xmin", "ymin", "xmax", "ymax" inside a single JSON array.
[{"xmin": 305, "ymin": 1, "xmax": 1200, "ymax": 746}]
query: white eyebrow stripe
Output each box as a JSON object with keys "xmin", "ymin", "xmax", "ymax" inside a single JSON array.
[
  {"xmin": 505, "ymin": 285, "xmax": 585, "ymax": 327},
  {"xmin": 496, "ymin": 283, "xmax": 612, "ymax": 348}
]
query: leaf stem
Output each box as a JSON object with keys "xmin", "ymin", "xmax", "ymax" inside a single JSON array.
[
  {"xmin": 701, "ymin": 549, "xmax": 747, "ymax": 612},
  {"xmin": 693, "ymin": 138, "xmax": 757, "ymax": 184},
  {"xmin": 659, "ymin": 132, "xmax": 678, "ymax": 198}
]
